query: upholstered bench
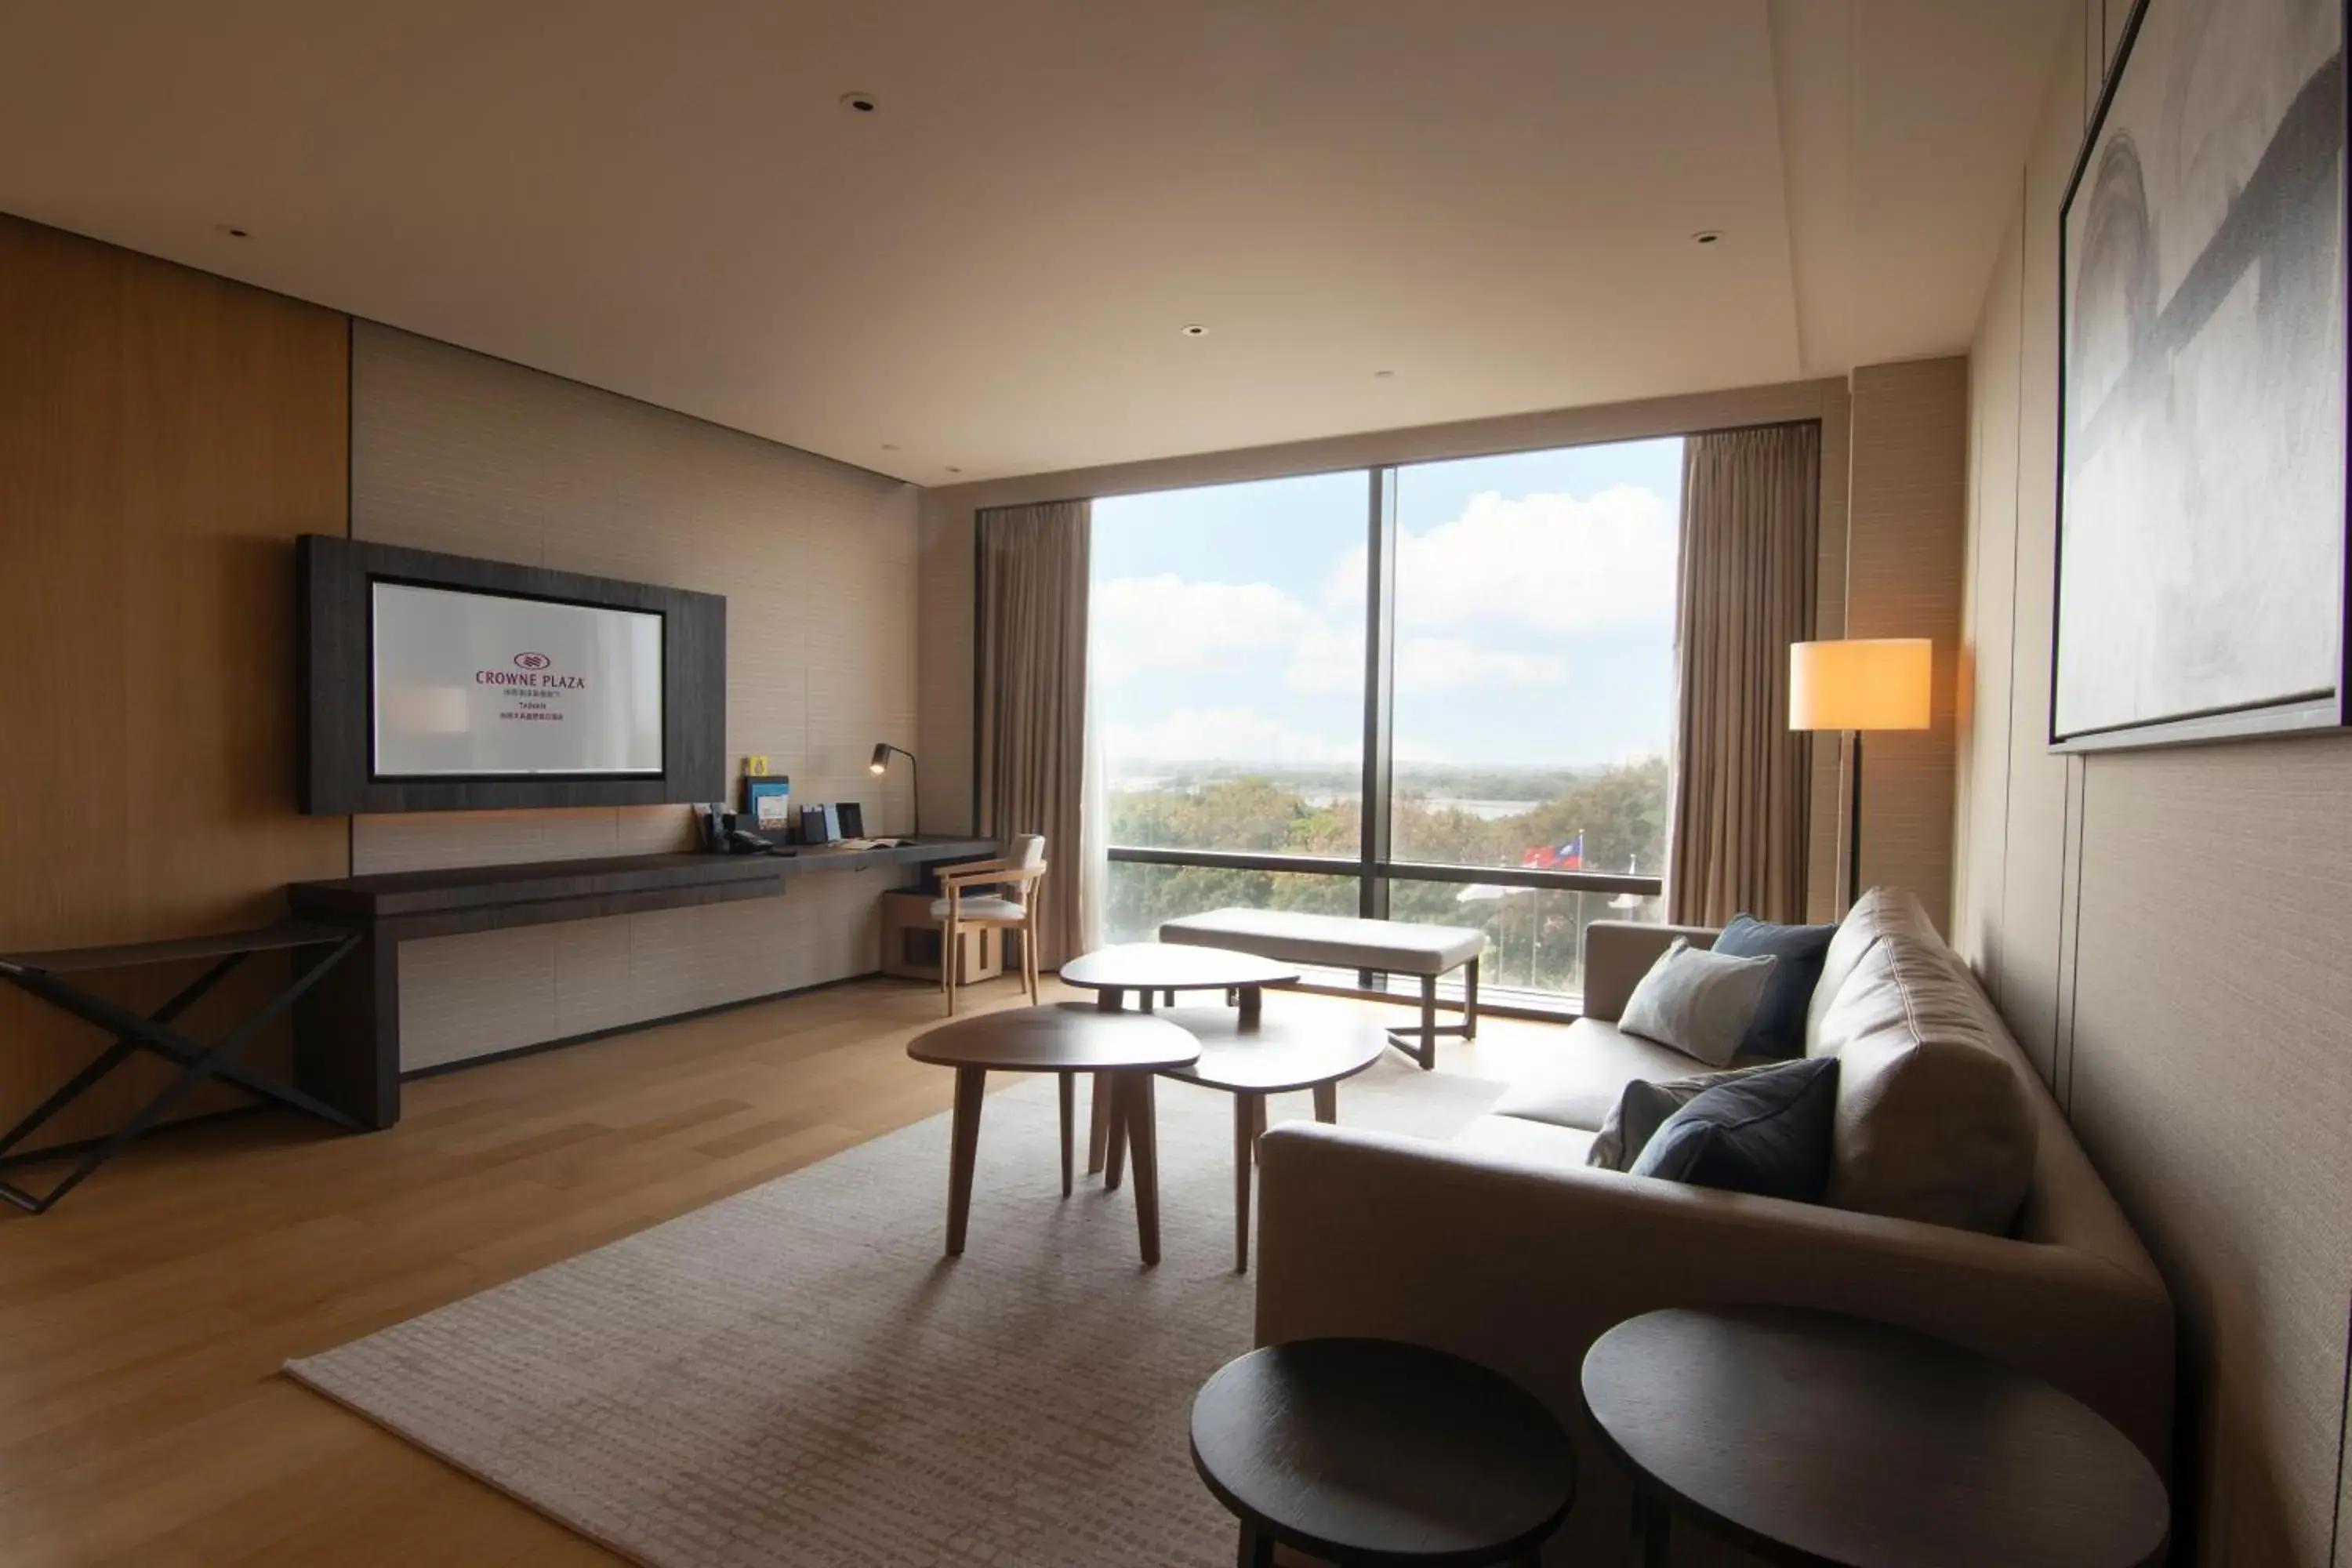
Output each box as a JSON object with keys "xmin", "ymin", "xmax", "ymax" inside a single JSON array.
[{"xmin": 1159, "ymin": 907, "xmax": 1483, "ymax": 1069}]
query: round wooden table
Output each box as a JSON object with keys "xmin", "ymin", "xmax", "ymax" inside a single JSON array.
[
  {"xmin": 1059, "ymin": 942, "xmax": 1302, "ymax": 1020},
  {"xmin": 906, "ymin": 1004, "xmax": 1199, "ymax": 1265},
  {"xmin": 1060, "ymin": 943, "xmax": 1306, "ymax": 1181},
  {"xmin": 1581, "ymin": 1306, "xmax": 2170, "ymax": 1568},
  {"xmin": 1191, "ymin": 1338, "xmax": 1577, "ymax": 1566},
  {"xmin": 1144, "ymin": 1004, "xmax": 1388, "ymax": 1272}
]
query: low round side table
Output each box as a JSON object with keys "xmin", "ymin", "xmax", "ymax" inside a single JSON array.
[
  {"xmin": 906, "ymin": 1004, "xmax": 1199, "ymax": 1265},
  {"xmin": 1191, "ymin": 1338, "xmax": 1576, "ymax": 1567},
  {"xmin": 1581, "ymin": 1306, "xmax": 2169, "ymax": 1568}
]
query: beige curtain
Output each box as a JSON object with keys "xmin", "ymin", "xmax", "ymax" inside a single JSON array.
[
  {"xmin": 1668, "ymin": 424, "xmax": 1820, "ymax": 925},
  {"xmin": 977, "ymin": 499, "xmax": 1092, "ymax": 967}
]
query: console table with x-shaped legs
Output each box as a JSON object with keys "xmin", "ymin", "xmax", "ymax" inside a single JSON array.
[{"xmin": 0, "ymin": 920, "xmax": 361, "ymax": 1214}]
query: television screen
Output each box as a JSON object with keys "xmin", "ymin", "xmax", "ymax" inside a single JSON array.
[{"xmin": 370, "ymin": 582, "xmax": 665, "ymax": 777}]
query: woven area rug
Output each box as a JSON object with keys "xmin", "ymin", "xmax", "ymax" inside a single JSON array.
[{"xmin": 287, "ymin": 1046, "xmax": 1504, "ymax": 1567}]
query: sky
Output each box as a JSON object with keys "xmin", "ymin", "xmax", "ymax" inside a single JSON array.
[{"xmin": 1091, "ymin": 436, "xmax": 1682, "ymax": 773}]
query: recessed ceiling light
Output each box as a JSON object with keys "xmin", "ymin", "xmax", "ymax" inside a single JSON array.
[
  {"xmin": 946, "ymin": 466, "xmax": 963, "ymax": 474},
  {"xmin": 1181, "ymin": 324, "xmax": 1209, "ymax": 337},
  {"xmin": 880, "ymin": 443, "xmax": 899, "ymax": 452},
  {"xmin": 1691, "ymin": 229, "xmax": 1726, "ymax": 246},
  {"xmin": 840, "ymin": 91, "xmax": 878, "ymax": 114},
  {"xmin": 1374, "ymin": 369, "xmax": 1396, "ymax": 379},
  {"xmin": 216, "ymin": 223, "xmax": 250, "ymax": 238}
]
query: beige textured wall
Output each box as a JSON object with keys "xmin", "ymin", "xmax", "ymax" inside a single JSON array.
[
  {"xmin": 1955, "ymin": 6, "xmax": 2352, "ymax": 1563},
  {"xmin": 1844, "ymin": 358, "xmax": 1967, "ymax": 935},
  {"xmin": 916, "ymin": 377, "xmax": 1860, "ymax": 914},
  {"xmin": 351, "ymin": 324, "xmax": 920, "ymax": 1069}
]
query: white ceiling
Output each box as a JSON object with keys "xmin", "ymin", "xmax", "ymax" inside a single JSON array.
[{"xmin": 0, "ymin": 1, "xmax": 2064, "ymax": 485}]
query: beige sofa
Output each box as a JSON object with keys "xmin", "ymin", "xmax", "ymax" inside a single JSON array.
[{"xmin": 1254, "ymin": 889, "xmax": 2172, "ymax": 1566}]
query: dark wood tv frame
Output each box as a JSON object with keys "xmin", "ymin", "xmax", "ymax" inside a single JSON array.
[{"xmin": 297, "ymin": 535, "xmax": 726, "ymax": 815}]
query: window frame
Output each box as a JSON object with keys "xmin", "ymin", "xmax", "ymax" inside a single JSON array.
[{"xmin": 1089, "ymin": 449, "xmax": 1686, "ymax": 1017}]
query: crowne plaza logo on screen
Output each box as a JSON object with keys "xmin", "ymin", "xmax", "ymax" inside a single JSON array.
[{"xmin": 475, "ymin": 652, "xmax": 586, "ymax": 690}]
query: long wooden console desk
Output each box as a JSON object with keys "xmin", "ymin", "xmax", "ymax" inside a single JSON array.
[{"xmin": 287, "ymin": 835, "xmax": 997, "ymax": 1131}]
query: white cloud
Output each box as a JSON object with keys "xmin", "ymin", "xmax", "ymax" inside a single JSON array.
[
  {"xmin": 1329, "ymin": 484, "xmax": 1677, "ymax": 636},
  {"xmin": 1102, "ymin": 708, "xmax": 1359, "ymax": 764},
  {"xmin": 1396, "ymin": 636, "xmax": 1566, "ymax": 693},
  {"xmin": 1091, "ymin": 574, "xmax": 1319, "ymax": 684}
]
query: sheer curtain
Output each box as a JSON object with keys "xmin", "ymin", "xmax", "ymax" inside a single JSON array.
[
  {"xmin": 1667, "ymin": 423, "xmax": 1820, "ymax": 925},
  {"xmin": 976, "ymin": 499, "xmax": 1098, "ymax": 965}
]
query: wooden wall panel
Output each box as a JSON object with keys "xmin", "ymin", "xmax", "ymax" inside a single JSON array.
[
  {"xmin": 1954, "ymin": 209, "xmax": 2023, "ymax": 978},
  {"xmin": 1845, "ymin": 357, "xmax": 1968, "ymax": 936},
  {"xmin": 348, "ymin": 324, "xmax": 920, "ymax": 1069},
  {"xmin": 1994, "ymin": 5, "xmax": 2089, "ymax": 1080},
  {"xmin": 1951, "ymin": 4, "xmax": 2352, "ymax": 1560},
  {"xmin": 0, "ymin": 215, "xmax": 350, "ymax": 1147},
  {"xmin": 2069, "ymin": 742, "xmax": 2352, "ymax": 1566}
]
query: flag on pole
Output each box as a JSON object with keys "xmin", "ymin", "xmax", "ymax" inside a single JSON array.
[{"xmin": 1555, "ymin": 832, "xmax": 1584, "ymax": 870}]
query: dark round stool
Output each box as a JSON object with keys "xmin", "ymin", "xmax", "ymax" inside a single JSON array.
[
  {"xmin": 1581, "ymin": 1306, "xmax": 2169, "ymax": 1568},
  {"xmin": 1190, "ymin": 1338, "xmax": 1576, "ymax": 1566}
]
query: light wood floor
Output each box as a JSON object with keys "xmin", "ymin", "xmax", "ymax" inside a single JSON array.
[{"xmin": 0, "ymin": 975, "xmax": 1570, "ymax": 1566}]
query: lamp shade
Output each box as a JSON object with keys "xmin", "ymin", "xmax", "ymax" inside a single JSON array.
[{"xmin": 1788, "ymin": 638, "xmax": 1933, "ymax": 732}]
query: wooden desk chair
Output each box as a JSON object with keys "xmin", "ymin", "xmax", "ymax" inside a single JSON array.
[{"xmin": 934, "ymin": 833, "xmax": 1047, "ymax": 1015}]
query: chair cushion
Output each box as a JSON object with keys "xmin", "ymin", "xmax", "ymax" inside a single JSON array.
[
  {"xmin": 931, "ymin": 895, "xmax": 1025, "ymax": 922},
  {"xmin": 1490, "ymin": 1019, "xmax": 1721, "ymax": 1133},
  {"xmin": 1713, "ymin": 914, "xmax": 1835, "ymax": 1058},
  {"xmin": 1809, "ymin": 933, "xmax": 2038, "ymax": 1235},
  {"xmin": 1618, "ymin": 938, "xmax": 1778, "ymax": 1068},
  {"xmin": 1628, "ymin": 1057, "xmax": 1841, "ymax": 1202}
]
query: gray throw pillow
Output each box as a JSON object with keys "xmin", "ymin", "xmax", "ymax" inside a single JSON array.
[
  {"xmin": 1617, "ymin": 938, "xmax": 1778, "ymax": 1068},
  {"xmin": 1586, "ymin": 1061, "xmax": 1788, "ymax": 1171},
  {"xmin": 1628, "ymin": 1056, "xmax": 1842, "ymax": 1201}
]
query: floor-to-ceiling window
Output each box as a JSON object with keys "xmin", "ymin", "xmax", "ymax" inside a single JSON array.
[
  {"xmin": 1088, "ymin": 435, "xmax": 1684, "ymax": 1009},
  {"xmin": 1382, "ymin": 439, "xmax": 1679, "ymax": 998},
  {"xmin": 1092, "ymin": 472, "xmax": 1369, "ymax": 944}
]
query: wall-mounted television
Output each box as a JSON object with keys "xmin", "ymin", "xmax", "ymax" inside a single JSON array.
[{"xmin": 298, "ymin": 535, "xmax": 725, "ymax": 815}]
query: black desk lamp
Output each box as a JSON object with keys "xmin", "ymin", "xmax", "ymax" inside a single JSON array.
[{"xmin": 869, "ymin": 742, "xmax": 919, "ymax": 837}]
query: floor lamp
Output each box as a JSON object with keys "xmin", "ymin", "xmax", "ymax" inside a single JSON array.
[{"xmin": 1788, "ymin": 639, "xmax": 1933, "ymax": 909}]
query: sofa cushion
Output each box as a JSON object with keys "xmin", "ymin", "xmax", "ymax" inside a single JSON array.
[
  {"xmin": 1713, "ymin": 915, "xmax": 1835, "ymax": 1058},
  {"xmin": 1490, "ymin": 1019, "xmax": 1718, "ymax": 1132},
  {"xmin": 1454, "ymin": 1114, "xmax": 1598, "ymax": 1168},
  {"xmin": 1804, "ymin": 887, "xmax": 1946, "ymax": 1053},
  {"xmin": 1618, "ymin": 938, "xmax": 1778, "ymax": 1068},
  {"xmin": 1809, "ymin": 934, "xmax": 2038, "ymax": 1234},
  {"xmin": 1584, "ymin": 1060, "xmax": 1791, "ymax": 1171},
  {"xmin": 1628, "ymin": 1056, "xmax": 1841, "ymax": 1201}
]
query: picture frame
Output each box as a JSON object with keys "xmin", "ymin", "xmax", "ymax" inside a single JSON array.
[
  {"xmin": 2051, "ymin": 0, "xmax": 2350, "ymax": 752},
  {"xmin": 742, "ymin": 775, "xmax": 793, "ymax": 832}
]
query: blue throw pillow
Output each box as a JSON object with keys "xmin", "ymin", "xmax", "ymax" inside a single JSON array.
[
  {"xmin": 1711, "ymin": 914, "xmax": 1835, "ymax": 1058},
  {"xmin": 1627, "ymin": 1056, "xmax": 1839, "ymax": 1202}
]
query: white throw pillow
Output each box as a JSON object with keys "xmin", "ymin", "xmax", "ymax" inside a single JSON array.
[{"xmin": 1617, "ymin": 938, "xmax": 1778, "ymax": 1069}]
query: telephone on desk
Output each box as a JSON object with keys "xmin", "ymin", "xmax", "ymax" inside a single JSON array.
[{"xmin": 696, "ymin": 804, "xmax": 789, "ymax": 856}]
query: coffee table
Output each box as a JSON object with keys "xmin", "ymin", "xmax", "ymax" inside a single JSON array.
[
  {"xmin": 1058, "ymin": 943, "xmax": 1304, "ymax": 1176},
  {"xmin": 1192, "ymin": 1338, "xmax": 1576, "ymax": 1567},
  {"xmin": 1582, "ymin": 1305, "xmax": 2169, "ymax": 1567},
  {"xmin": 1119, "ymin": 1004, "xmax": 1388, "ymax": 1272},
  {"xmin": 1059, "ymin": 941, "xmax": 1302, "ymax": 1020},
  {"xmin": 906, "ymin": 1004, "xmax": 1199, "ymax": 1265}
]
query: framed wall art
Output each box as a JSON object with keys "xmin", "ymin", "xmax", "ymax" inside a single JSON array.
[{"xmin": 2054, "ymin": 0, "xmax": 2349, "ymax": 750}]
